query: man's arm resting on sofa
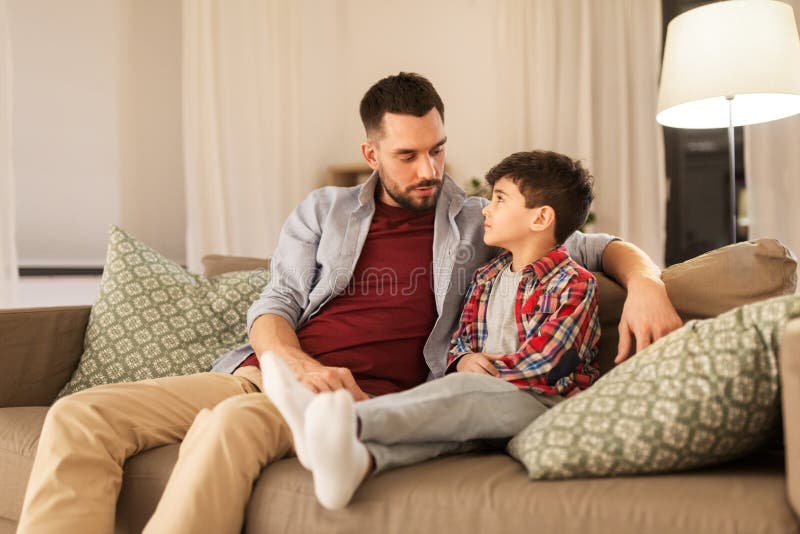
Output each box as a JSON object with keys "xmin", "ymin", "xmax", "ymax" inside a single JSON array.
[
  {"xmin": 601, "ymin": 240, "xmax": 683, "ymax": 363},
  {"xmin": 249, "ymin": 314, "xmax": 368, "ymax": 400}
]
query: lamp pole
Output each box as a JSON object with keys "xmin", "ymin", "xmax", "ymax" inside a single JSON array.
[{"xmin": 726, "ymin": 95, "xmax": 737, "ymax": 244}]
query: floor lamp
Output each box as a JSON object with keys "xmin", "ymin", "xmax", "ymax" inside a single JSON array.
[{"xmin": 657, "ymin": 0, "xmax": 800, "ymax": 245}]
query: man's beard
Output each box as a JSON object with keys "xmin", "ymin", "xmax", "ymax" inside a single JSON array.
[{"xmin": 377, "ymin": 170, "xmax": 443, "ymax": 212}]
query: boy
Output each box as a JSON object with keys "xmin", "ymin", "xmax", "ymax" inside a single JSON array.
[{"xmin": 262, "ymin": 149, "xmax": 600, "ymax": 509}]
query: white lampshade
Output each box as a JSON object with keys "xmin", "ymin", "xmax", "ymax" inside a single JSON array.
[{"xmin": 657, "ymin": 0, "xmax": 800, "ymax": 129}]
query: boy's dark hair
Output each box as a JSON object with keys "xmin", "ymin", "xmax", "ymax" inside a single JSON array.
[
  {"xmin": 485, "ymin": 150, "xmax": 594, "ymax": 244},
  {"xmin": 359, "ymin": 72, "xmax": 444, "ymax": 137}
]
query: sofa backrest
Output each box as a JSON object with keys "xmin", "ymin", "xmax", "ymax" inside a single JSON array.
[{"xmin": 203, "ymin": 238, "xmax": 797, "ymax": 376}]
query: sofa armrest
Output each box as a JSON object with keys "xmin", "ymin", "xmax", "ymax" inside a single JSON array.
[
  {"xmin": 780, "ymin": 316, "xmax": 800, "ymax": 518},
  {"xmin": 0, "ymin": 305, "xmax": 90, "ymax": 407}
]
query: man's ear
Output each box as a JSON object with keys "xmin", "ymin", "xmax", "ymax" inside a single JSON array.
[
  {"xmin": 529, "ymin": 206, "xmax": 556, "ymax": 232},
  {"xmin": 361, "ymin": 140, "xmax": 379, "ymax": 171}
]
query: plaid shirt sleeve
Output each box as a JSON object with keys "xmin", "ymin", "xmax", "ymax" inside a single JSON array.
[
  {"xmin": 496, "ymin": 274, "xmax": 599, "ymax": 387},
  {"xmin": 446, "ymin": 277, "xmax": 482, "ymax": 370}
]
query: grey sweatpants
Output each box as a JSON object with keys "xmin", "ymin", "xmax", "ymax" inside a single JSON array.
[{"xmin": 354, "ymin": 373, "xmax": 558, "ymax": 473}]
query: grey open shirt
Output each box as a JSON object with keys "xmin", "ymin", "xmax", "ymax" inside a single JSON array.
[{"xmin": 211, "ymin": 173, "xmax": 618, "ymax": 380}]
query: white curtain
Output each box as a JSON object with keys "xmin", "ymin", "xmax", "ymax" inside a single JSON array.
[
  {"xmin": 745, "ymin": 0, "xmax": 800, "ymax": 285},
  {"xmin": 0, "ymin": 0, "xmax": 17, "ymax": 307},
  {"xmin": 182, "ymin": 0, "xmax": 302, "ymax": 273},
  {"xmin": 496, "ymin": 0, "xmax": 666, "ymax": 266}
]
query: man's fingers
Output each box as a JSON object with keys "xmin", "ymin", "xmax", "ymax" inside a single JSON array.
[
  {"xmin": 299, "ymin": 376, "xmax": 322, "ymax": 394},
  {"xmin": 635, "ymin": 330, "xmax": 653, "ymax": 355},
  {"xmin": 300, "ymin": 371, "xmax": 340, "ymax": 393},
  {"xmin": 615, "ymin": 322, "xmax": 632, "ymax": 364},
  {"xmin": 338, "ymin": 370, "xmax": 369, "ymax": 401},
  {"xmin": 300, "ymin": 367, "xmax": 369, "ymax": 400}
]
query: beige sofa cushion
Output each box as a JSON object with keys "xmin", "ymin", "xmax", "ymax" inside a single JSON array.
[
  {"xmin": 0, "ymin": 407, "xmax": 48, "ymax": 523},
  {"xmin": 662, "ymin": 238, "xmax": 797, "ymax": 321},
  {"xmin": 8, "ymin": 424, "xmax": 794, "ymax": 534},
  {"xmin": 247, "ymin": 454, "xmax": 796, "ymax": 534},
  {"xmin": 0, "ymin": 407, "xmax": 181, "ymax": 532},
  {"xmin": 116, "ymin": 444, "xmax": 180, "ymax": 533},
  {"xmin": 201, "ymin": 254, "xmax": 270, "ymax": 278}
]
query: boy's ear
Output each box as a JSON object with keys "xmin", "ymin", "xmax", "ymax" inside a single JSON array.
[
  {"xmin": 529, "ymin": 205, "xmax": 556, "ymax": 233},
  {"xmin": 361, "ymin": 140, "xmax": 379, "ymax": 171}
]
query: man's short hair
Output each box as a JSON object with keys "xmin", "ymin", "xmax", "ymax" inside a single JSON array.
[
  {"xmin": 359, "ymin": 72, "xmax": 444, "ymax": 137},
  {"xmin": 485, "ymin": 150, "xmax": 595, "ymax": 244}
]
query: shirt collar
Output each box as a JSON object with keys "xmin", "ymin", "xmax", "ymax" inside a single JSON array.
[{"xmin": 475, "ymin": 245, "xmax": 570, "ymax": 283}]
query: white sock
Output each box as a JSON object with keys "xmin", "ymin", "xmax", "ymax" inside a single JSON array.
[
  {"xmin": 260, "ymin": 352, "xmax": 314, "ymax": 469},
  {"xmin": 305, "ymin": 390, "xmax": 370, "ymax": 510}
]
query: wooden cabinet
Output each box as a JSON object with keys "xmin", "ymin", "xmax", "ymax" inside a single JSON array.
[{"xmin": 328, "ymin": 163, "xmax": 374, "ymax": 187}]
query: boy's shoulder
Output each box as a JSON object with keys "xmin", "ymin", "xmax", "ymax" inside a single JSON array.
[
  {"xmin": 540, "ymin": 253, "xmax": 597, "ymax": 294},
  {"xmin": 561, "ymin": 255, "xmax": 596, "ymax": 282}
]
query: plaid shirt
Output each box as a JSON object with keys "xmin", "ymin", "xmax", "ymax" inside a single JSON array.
[{"xmin": 447, "ymin": 245, "xmax": 600, "ymax": 396}]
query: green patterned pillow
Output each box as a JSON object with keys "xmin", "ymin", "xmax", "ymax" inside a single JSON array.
[
  {"xmin": 508, "ymin": 293, "xmax": 800, "ymax": 479},
  {"xmin": 58, "ymin": 226, "xmax": 269, "ymax": 397}
]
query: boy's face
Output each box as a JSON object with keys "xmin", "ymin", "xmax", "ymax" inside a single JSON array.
[
  {"xmin": 482, "ymin": 177, "xmax": 544, "ymax": 248},
  {"xmin": 361, "ymin": 108, "xmax": 447, "ymax": 212}
]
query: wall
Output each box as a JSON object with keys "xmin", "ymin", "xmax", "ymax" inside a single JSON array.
[
  {"xmin": 297, "ymin": 0, "xmax": 505, "ymax": 191},
  {"xmin": 10, "ymin": 0, "xmax": 506, "ymax": 267},
  {"xmin": 10, "ymin": 0, "xmax": 652, "ymax": 269},
  {"xmin": 117, "ymin": 0, "xmax": 184, "ymax": 265},
  {"xmin": 8, "ymin": 0, "xmax": 184, "ymax": 267}
]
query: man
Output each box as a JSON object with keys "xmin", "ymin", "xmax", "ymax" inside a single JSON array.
[{"xmin": 17, "ymin": 73, "xmax": 681, "ymax": 534}]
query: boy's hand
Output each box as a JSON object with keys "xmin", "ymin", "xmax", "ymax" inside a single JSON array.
[{"xmin": 456, "ymin": 353, "xmax": 502, "ymax": 377}]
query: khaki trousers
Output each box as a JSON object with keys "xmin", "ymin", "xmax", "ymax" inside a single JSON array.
[{"xmin": 16, "ymin": 367, "xmax": 293, "ymax": 534}]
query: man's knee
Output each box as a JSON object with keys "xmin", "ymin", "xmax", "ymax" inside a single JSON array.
[
  {"xmin": 45, "ymin": 389, "xmax": 114, "ymax": 431},
  {"xmin": 199, "ymin": 394, "xmax": 288, "ymax": 438}
]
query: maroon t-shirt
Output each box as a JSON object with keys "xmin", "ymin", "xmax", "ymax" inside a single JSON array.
[{"xmin": 242, "ymin": 200, "xmax": 437, "ymax": 397}]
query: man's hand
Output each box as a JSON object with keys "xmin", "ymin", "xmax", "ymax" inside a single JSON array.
[
  {"xmin": 250, "ymin": 314, "xmax": 369, "ymax": 400},
  {"xmin": 615, "ymin": 275, "xmax": 683, "ymax": 364},
  {"xmin": 456, "ymin": 353, "xmax": 502, "ymax": 376},
  {"xmin": 289, "ymin": 359, "xmax": 370, "ymax": 401}
]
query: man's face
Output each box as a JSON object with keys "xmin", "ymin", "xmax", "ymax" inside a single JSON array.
[{"xmin": 361, "ymin": 108, "xmax": 447, "ymax": 212}]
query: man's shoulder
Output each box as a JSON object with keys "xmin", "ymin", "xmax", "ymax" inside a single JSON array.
[
  {"xmin": 305, "ymin": 184, "xmax": 362, "ymax": 204},
  {"xmin": 295, "ymin": 184, "xmax": 365, "ymax": 218}
]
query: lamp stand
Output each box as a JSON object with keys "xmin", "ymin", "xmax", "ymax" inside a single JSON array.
[{"xmin": 726, "ymin": 95, "xmax": 737, "ymax": 244}]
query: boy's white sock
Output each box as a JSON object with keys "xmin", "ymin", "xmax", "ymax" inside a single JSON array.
[
  {"xmin": 305, "ymin": 390, "xmax": 370, "ymax": 510},
  {"xmin": 259, "ymin": 352, "xmax": 314, "ymax": 469}
]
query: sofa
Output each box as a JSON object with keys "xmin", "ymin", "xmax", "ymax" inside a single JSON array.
[{"xmin": 1, "ymin": 238, "xmax": 799, "ymax": 533}]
